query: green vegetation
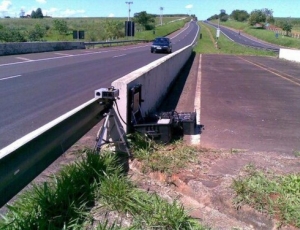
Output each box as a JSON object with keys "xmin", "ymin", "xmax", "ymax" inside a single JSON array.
[
  {"xmin": 133, "ymin": 11, "xmax": 155, "ymax": 30},
  {"xmin": 194, "ymin": 22, "xmax": 277, "ymax": 56},
  {"xmin": 0, "ymin": 16, "xmax": 189, "ymax": 42},
  {"xmin": 0, "ymin": 133, "xmax": 299, "ymax": 229},
  {"xmin": 213, "ymin": 19, "xmax": 300, "ymax": 49},
  {"xmin": 0, "ymin": 144, "xmax": 206, "ymax": 230},
  {"xmin": 135, "ymin": 19, "xmax": 187, "ymax": 40},
  {"xmin": 129, "ymin": 133, "xmax": 199, "ymax": 175},
  {"xmin": 232, "ymin": 164, "xmax": 300, "ymax": 228}
]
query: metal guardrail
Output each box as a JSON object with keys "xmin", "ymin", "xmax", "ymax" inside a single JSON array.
[
  {"xmin": 84, "ymin": 39, "xmax": 149, "ymax": 47},
  {"xmin": 0, "ymin": 98, "xmax": 108, "ymax": 207}
]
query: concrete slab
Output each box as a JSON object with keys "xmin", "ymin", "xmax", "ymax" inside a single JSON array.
[{"xmin": 200, "ymin": 54, "xmax": 300, "ymax": 155}]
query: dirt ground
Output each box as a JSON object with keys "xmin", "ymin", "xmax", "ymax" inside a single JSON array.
[{"xmin": 129, "ymin": 148, "xmax": 299, "ymax": 230}]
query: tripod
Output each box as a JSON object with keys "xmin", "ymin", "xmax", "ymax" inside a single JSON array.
[{"xmin": 95, "ymin": 105, "xmax": 131, "ymax": 157}]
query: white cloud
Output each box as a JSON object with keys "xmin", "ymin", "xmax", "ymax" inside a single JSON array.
[
  {"xmin": 0, "ymin": 0, "xmax": 12, "ymax": 12},
  {"xmin": 36, "ymin": 0, "xmax": 47, "ymax": 4},
  {"xmin": 60, "ymin": 8, "xmax": 85, "ymax": 17},
  {"xmin": 108, "ymin": 13, "xmax": 114, "ymax": 17},
  {"xmin": 185, "ymin": 4, "xmax": 193, "ymax": 9},
  {"xmin": 43, "ymin": 7, "xmax": 58, "ymax": 17}
]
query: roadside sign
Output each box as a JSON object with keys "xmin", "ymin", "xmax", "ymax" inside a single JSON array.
[{"xmin": 216, "ymin": 28, "xmax": 220, "ymax": 38}]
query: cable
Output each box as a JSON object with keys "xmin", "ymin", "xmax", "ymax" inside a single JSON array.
[{"xmin": 114, "ymin": 100, "xmax": 129, "ymax": 126}]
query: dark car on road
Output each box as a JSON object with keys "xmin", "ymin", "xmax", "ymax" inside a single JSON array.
[{"xmin": 150, "ymin": 37, "xmax": 172, "ymax": 54}]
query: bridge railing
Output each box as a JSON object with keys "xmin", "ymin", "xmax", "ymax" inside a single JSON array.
[{"xmin": 0, "ymin": 98, "xmax": 108, "ymax": 207}]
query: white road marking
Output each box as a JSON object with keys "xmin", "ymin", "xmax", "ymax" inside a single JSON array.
[
  {"xmin": 15, "ymin": 57, "xmax": 32, "ymax": 61},
  {"xmin": 0, "ymin": 75, "xmax": 22, "ymax": 81},
  {"xmin": 0, "ymin": 21, "xmax": 196, "ymax": 68},
  {"xmin": 113, "ymin": 54, "xmax": 126, "ymax": 58},
  {"xmin": 190, "ymin": 54, "xmax": 202, "ymax": 145},
  {"xmin": 54, "ymin": 52, "xmax": 74, "ymax": 56}
]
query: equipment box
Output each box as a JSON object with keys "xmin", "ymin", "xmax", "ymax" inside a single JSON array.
[
  {"xmin": 134, "ymin": 118, "xmax": 173, "ymax": 144},
  {"xmin": 177, "ymin": 112, "xmax": 196, "ymax": 135}
]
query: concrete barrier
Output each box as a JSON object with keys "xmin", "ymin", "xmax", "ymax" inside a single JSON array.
[
  {"xmin": 112, "ymin": 44, "xmax": 193, "ymax": 132},
  {"xmin": 0, "ymin": 42, "xmax": 85, "ymax": 56},
  {"xmin": 279, "ymin": 48, "xmax": 300, "ymax": 63}
]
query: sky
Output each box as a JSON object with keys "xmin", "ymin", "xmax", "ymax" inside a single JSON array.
[{"xmin": 0, "ymin": 0, "xmax": 299, "ymax": 19}]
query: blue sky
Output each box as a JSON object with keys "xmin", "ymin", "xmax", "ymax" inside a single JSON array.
[{"xmin": 0, "ymin": 0, "xmax": 299, "ymax": 19}]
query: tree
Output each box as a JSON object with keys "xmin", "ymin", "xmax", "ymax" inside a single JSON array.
[
  {"xmin": 35, "ymin": 8, "xmax": 44, "ymax": 18},
  {"xmin": 248, "ymin": 9, "xmax": 266, "ymax": 26},
  {"xmin": 207, "ymin": 14, "xmax": 219, "ymax": 21},
  {"xmin": 230, "ymin": 10, "xmax": 249, "ymax": 22},
  {"xmin": 31, "ymin": 8, "xmax": 44, "ymax": 18},
  {"xmin": 220, "ymin": 11, "xmax": 229, "ymax": 22},
  {"xmin": 31, "ymin": 10, "xmax": 36, "ymax": 18},
  {"xmin": 133, "ymin": 11, "xmax": 155, "ymax": 30},
  {"xmin": 53, "ymin": 19, "xmax": 69, "ymax": 35},
  {"xmin": 281, "ymin": 21, "xmax": 292, "ymax": 36},
  {"xmin": 248, "ymin": 8, "xmax": 275, "ymax": 27}
]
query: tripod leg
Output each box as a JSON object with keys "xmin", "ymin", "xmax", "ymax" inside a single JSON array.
[{"xmin": 95, "ymin": 112, "xmax": 110, "ymax": 152}]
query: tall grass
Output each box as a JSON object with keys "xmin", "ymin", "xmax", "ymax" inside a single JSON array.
[{"xmin": 0, "ymin": 147, "xmax": 206, "ymax": 229}]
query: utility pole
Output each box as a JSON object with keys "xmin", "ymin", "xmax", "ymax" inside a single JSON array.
[
  {"xmin": 125, "ymin": 1, "xmax": 133, "ymax": 21},
  {"xmin": 160, "ymin": 7, "xmax": 164, "ymax": 25}
]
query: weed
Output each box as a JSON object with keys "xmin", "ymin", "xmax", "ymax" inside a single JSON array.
[
  {"xmin": 232, "ymin": 166, "xmax": 300, "ymax": 228},
  {"xmin": 293, "ymin": 150, "xmax": 300, "ymax": 157}
]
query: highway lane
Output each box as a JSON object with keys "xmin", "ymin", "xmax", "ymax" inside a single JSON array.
[
  {"xmin": 203, "ymin": 21, "xmax": 280, "ymax": 52},
  {"xmin": 0, "ymin": 21, "xmax": 200, "ymax": 148}
]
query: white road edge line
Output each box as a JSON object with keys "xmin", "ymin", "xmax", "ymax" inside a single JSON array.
[
  {"xmin": 0, "ymin": 75, "xmax": 22, "ymax": 81},
  {"xmin": 191, "ymin": 54, "xmax": 202, "ymax": 145}
]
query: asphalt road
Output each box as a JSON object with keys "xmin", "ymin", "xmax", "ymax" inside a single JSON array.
[
  {"xmin": 0, "ymin": 21, "xmax": 200, "ymax": 149},
  {"xmin": 203, "ymin": 21, "xmax": 280, "ymax": 52},
  {"xmin": 200, "ymin": 54, "xmax": 300, "ymax": 154}
]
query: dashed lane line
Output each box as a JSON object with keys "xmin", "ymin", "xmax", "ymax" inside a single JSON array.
[
  {"xmin": 0, "ymin": 75, "xmax": 22, "ymax": 81},
  {"xmin": 54, "ymin": 53, "xmax": 74, "ymax": 56},
  {"xmin": 15, "ymin": 57, "xmax": 32, "ymax": 61}
]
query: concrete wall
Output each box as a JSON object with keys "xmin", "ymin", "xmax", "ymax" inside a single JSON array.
[
  {"xmin": 0, "ymin": 42, "xmax": 85, "ymax": 56},
  {"xmin": 112, "ymin": 44, "xmax": 193, "ymax": 132},
  {"xmin": 279, "ymin": 48, "xmax": 300, "ymax": 63}
]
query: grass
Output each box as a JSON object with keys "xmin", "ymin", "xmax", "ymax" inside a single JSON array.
[
  {"xmin": 128, "ymin": 133, "xmax": 199, "ymax": 176},
  {"xmin": 0, "ymin": 133, "xmax": 299, "ymax": 229},
  {"xmin": 0, "ymin": 145, "xmax": 206, "ymax": 230},
  {"xmin": 232, "ymin": 164, "xmax": 300, "ymax": 228},
  {"xmin": 134, "ymin": 19, "xmax": 188, "ymax": 40},
  {"xmin": 194, "ymin": 21, "xmax": 277, "ymax": 56}
]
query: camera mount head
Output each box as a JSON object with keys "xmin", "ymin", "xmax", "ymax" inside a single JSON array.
[{"xmin": 95, "ymin": 87, "xmax": 119, "ymax": 100}]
